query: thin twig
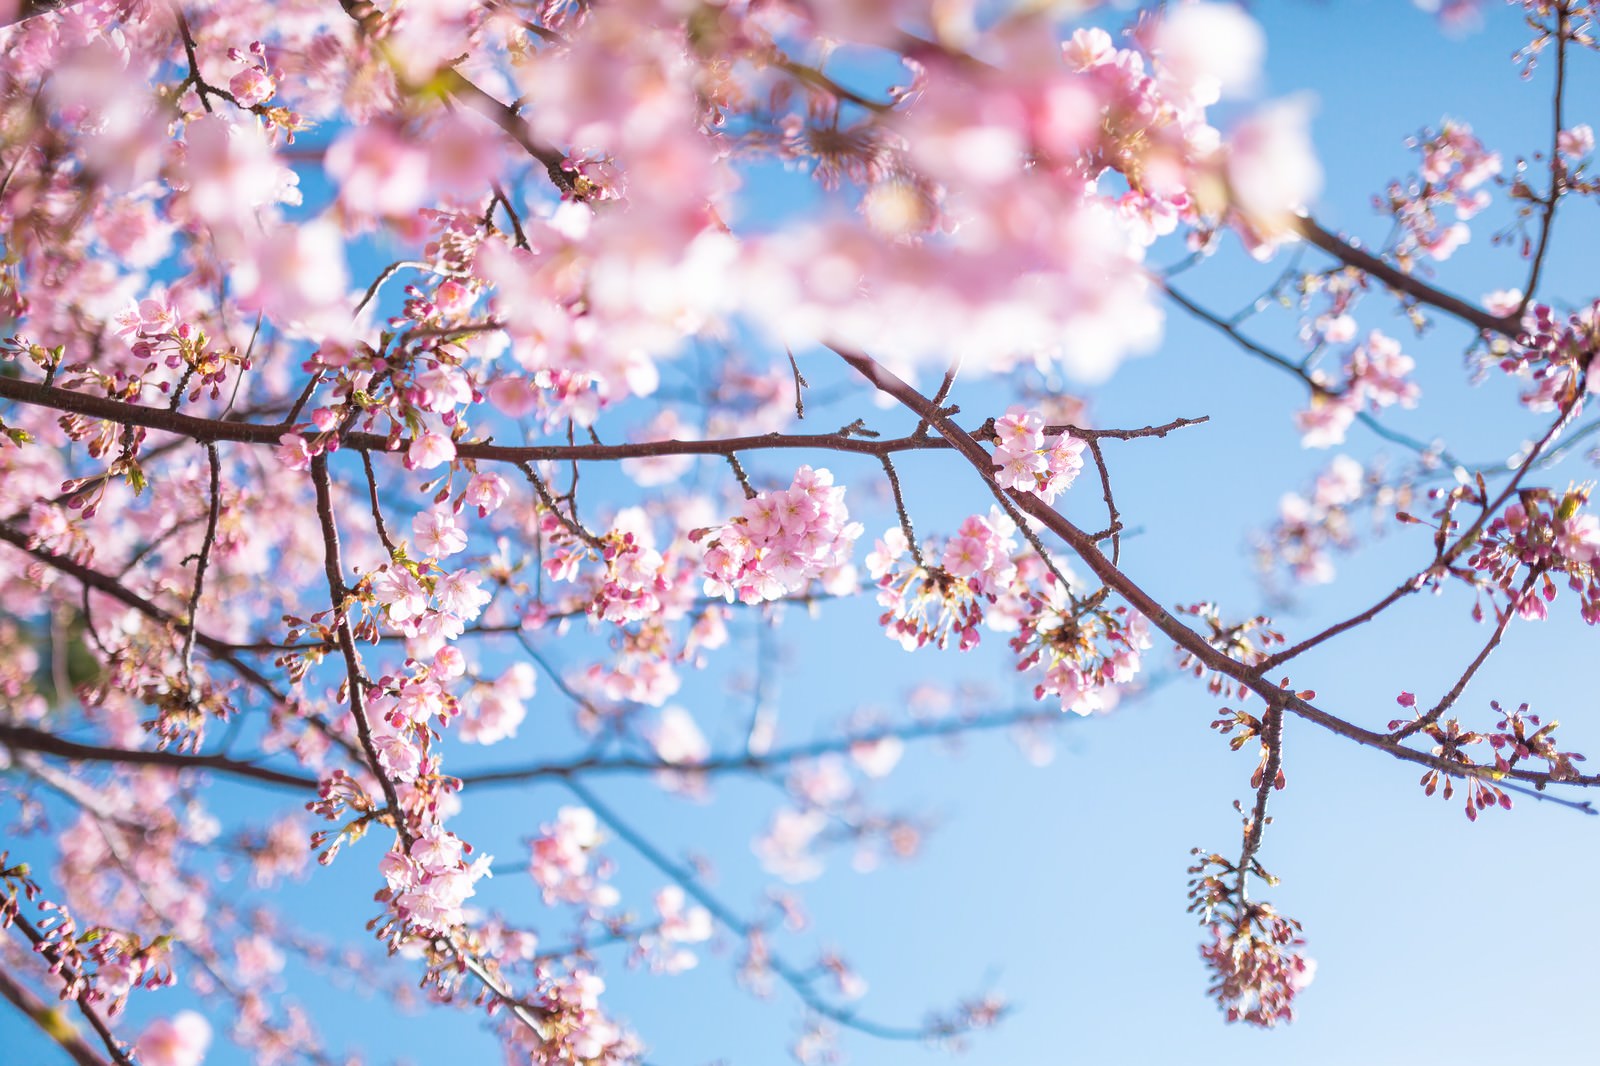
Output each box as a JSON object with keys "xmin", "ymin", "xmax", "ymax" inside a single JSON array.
[{"xmin": 178, "ymin": 442, "xmax": 222, "ymax": 691}]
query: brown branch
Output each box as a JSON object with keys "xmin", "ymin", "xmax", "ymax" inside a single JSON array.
[
  {"xmin": 1258, "ymin": 399, "xmax": 1575, "ymax": 673},
  {"xmin": 0, "ymin": 966, "xmax": 111, "ymax": 1066},
  {"xmin": 1521, "ymin": 1, "xmax": 1573, "ymax": 314},
  {"xmin": 0, "ymin": 722, "xmax": 317, "ymax": 789},
  {"xmin": 1082, "ymin": 435, "xmax": 1121, "ymax": 564},
  {"xmin": 309, "ymin": 455, "xmax": 406, "ymax": 834},
  {"xmin": 826, "ymin": 344, "xmax": 1600, "ymax": 799},
  {"xmin": 1391, "ymin": 574, "xmax": 1530, "ymax": 741},
  {"xmin": 333, "ymin": 0, "xmax": 578, "ymax": 197},
  {"xmin": 178, "ymin": 442, "xmax": 222, "ymax": 690},
  {"xmin": 460, "ymin": 705, "xmax": 1065, "ymax": 787},
  {"xmin": 772, "ymin": 57, "xmax": 895, "ymax": 114},
  {"xmin": 0, "ymin": 521, "xmax": 289, "ymax": 705},
  {"xmin": 1291, "ymin": 215, "xmax": 1517, "ymax": 336},
  {"xmin": 360, "ymin": 449, "xmax": 399, "ymax": 558},
  {"xmin": 1235, "ymin": 702, "xmax": 1285, "ymax": 909},
  {"xmin": 6, "ymin": 912, "xmax": 135, "ymax": 1066},
  {"xmin": 0, "ymin": 373, "xmax": 1200, "ymax": 465}
]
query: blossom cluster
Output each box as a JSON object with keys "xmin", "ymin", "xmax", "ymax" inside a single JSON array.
[
  {"xmin": 634, "ymin": 886, "xmax": 713, "ymax": 975},
  {"xmin": 1259, "ymin": 455, "xmax": 1367, "ymax": 586},
  {"xmin": 530, "ymin": 807, "xmax": 619, "ymax": 912},
  {"xmin": 378, "ymin": 826, "xmax": 494, "ymax": 937},
  {"xmin": 1198, "ymin": 913, "xmax": 1314, "ymax": 1027},
  {"xmin": 1467, "ymin": 488, "xmax": 1600, "ymax": 624},
  {"xmin": 698, "ymin": 467, "xmax": 862, "ymax": 605},
  {"xmin": 1296, "ymin": 330, "xmax": 1420, "ymax": 448},
  {"xmin": 1503, "ymin": 300, "xmax": 1599, "ymax": 412},
  {"xmin": 1010, "ymin": 580, "xmax": 1152, "ymax": 716},
  {"xmin": 865, "ymin": 512, "xmax": 1020, "ymax": 652},
  {"xmin": 369, "ymin": 560, "xmax": 493, "ymax": 655},
  {"xmin": 1382, "ymin": 119, "xmax": 1500, "ymax": 263},
  {"xmin": 989, "ymin": 407, "xmax": 1088, "ymax": 503}
]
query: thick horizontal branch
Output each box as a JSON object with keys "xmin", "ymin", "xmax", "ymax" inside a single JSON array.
[
  {"xmin": 0, "ymin": 374, "xmax": 1202, "ymax": 463},
  {"xmin": 0, "ymin": 722, "xmax": 314, "ymax": 789}
]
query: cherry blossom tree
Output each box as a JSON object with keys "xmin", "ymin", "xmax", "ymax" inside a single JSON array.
[{"xmin": 1, "ymin": 0, "xmax": 1597, "ymax": 1063}]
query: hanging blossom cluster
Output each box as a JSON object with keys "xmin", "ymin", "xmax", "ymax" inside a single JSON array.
[
  {"xmin": 1296, "ymin": 330, "xmax": 1420, "ymax": 448},
  {"xmin": 1468, "ymin": 488, "xmax": 1600, "ymax": 623},
  {"xmin": 1502, "ymin": 300, "xmax": 1600, "ymax": 412},
  {"xmin": 865, "ymin": 498, "xmax": 1151, "ymax": 716},
  {"xmin": 1381, "ymin": 119, "xmax": 1500, "ymax": 264},
  {"xmin": 696, "ymin": 466, "xmax": 862, "ymax": 605},
  {"xmin": 865, "ymin": 509, "xmax": 1022, "ymax": 652},
  {"xmin": 1197, "ymin": 911, "xmax": 1314, "ymax": 1027},
  {"xmin": 1259, "ymin": 455, "xmax": 1367, "ymax": 586},
  {"xmin": 378, "ymin": 826, "xmax": 494, "ymax": 938},
  {"xmin": 1187, "ymin": 847, "xmax": 1313, "ymax": 1028},
  {"xmin": 1010, "ymin": 580, "xmax": 1153, "ymax": 716}
]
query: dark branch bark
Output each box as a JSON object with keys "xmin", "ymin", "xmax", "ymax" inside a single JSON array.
[
  {"xmin": 1291, "ymin": 215, "xmax": 1517, "ymax": 336},
  {"xmin": 0, "ymin": 722, "xmax": 316, "ymax": 789},
  {"xmin": 0, "ymin": 374, "xmax": 1200, "ymax": 464}
]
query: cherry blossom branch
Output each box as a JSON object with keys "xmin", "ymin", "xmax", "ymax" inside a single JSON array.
[
  {"xmin": 5, "ymin": 910, "xmax": 135, "ymax": 1066},
  {"xmin": 0, "ymin": 702, "xmax": 1066, "ymax": 797},
  {"xmin": 0, "ymin": 374, "xmax": 1200, "ymax": 464},
  {"xmin": 828, "ymin": 345, "xmax": 1600, "ymax": 802},
  {"xmin": 1257, "ymin": 399, "xmax": 1576, "ymax": 673},
  {"xmin": 310, "ymin": 454, "xmax": 404, "ymax": 834},
  {"xmin": 19, "ymin": 756, "xmax": 342, "ymax": 1066},
  {"xmin": 0, "ymin": 520, "xmax": 368, "ymax": 770},
  {"xmin": 0, "ymin": 521, "xmax": 294, "ymax": 710},
  {"xmin": 912, "ymin": 355, "xmax": 962, "ymax": 441},
  {"xmin": 360, "ymin": 449, "xmax": 399, "ymax": 557},
  {"xmin": 1164, "ymin": 280, "xmax": 1462, "ymax": 466},
  {"xmin": 772, "ymin": 56, "xmax": 895, "ymax": 114},
  {"xmin": 1391, "ymin": 573, "xmax": 1532, "ymax": 742},
  {"xmin": 1291, "ymin": 215, "xmax": 1517, "ymax": 336},
  {"xmin": 0, "ymin": 964, "xmax": 113, "ymax": 1066},
  {"xmin": 460, "ymin": 705, "xmax": 1065, "ymax": 787},
  {"xmin": 1521, "ymin": 1, "xmax": 1573, "ymax": 312},
  {"xmin": 171, "ymin": 5, "xmax": 229, "ymax": 115},
  {"xmin": 178, "ymin": 442, "xmax": 222, "ymax": 693},
  {"xmin": 333, "ymin": 0, "xmax": 579, "ymax": 197},
  {"xmin": 1081, "ymin": 434, "xmax": 1122, "ymax": 563},
  {"xmin": 878, "ymin": 455, "xmax": 925, "ymax": 567},
  {"xmin": 0, "ymin": 722, "xmax": 316, "ymax": 789}
]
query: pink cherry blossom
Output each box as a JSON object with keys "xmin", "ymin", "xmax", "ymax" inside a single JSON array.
[
  {"xmin": 136, "ymin": 1011, "xmax": 212, "ymax": 1066},
  {"xmin": 407, "ymin": 431, "xmax": 456, "ymax": 471},
  {"xmin": 412, "ymin": 508, "xmax": 467, "ymax": 558}
]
